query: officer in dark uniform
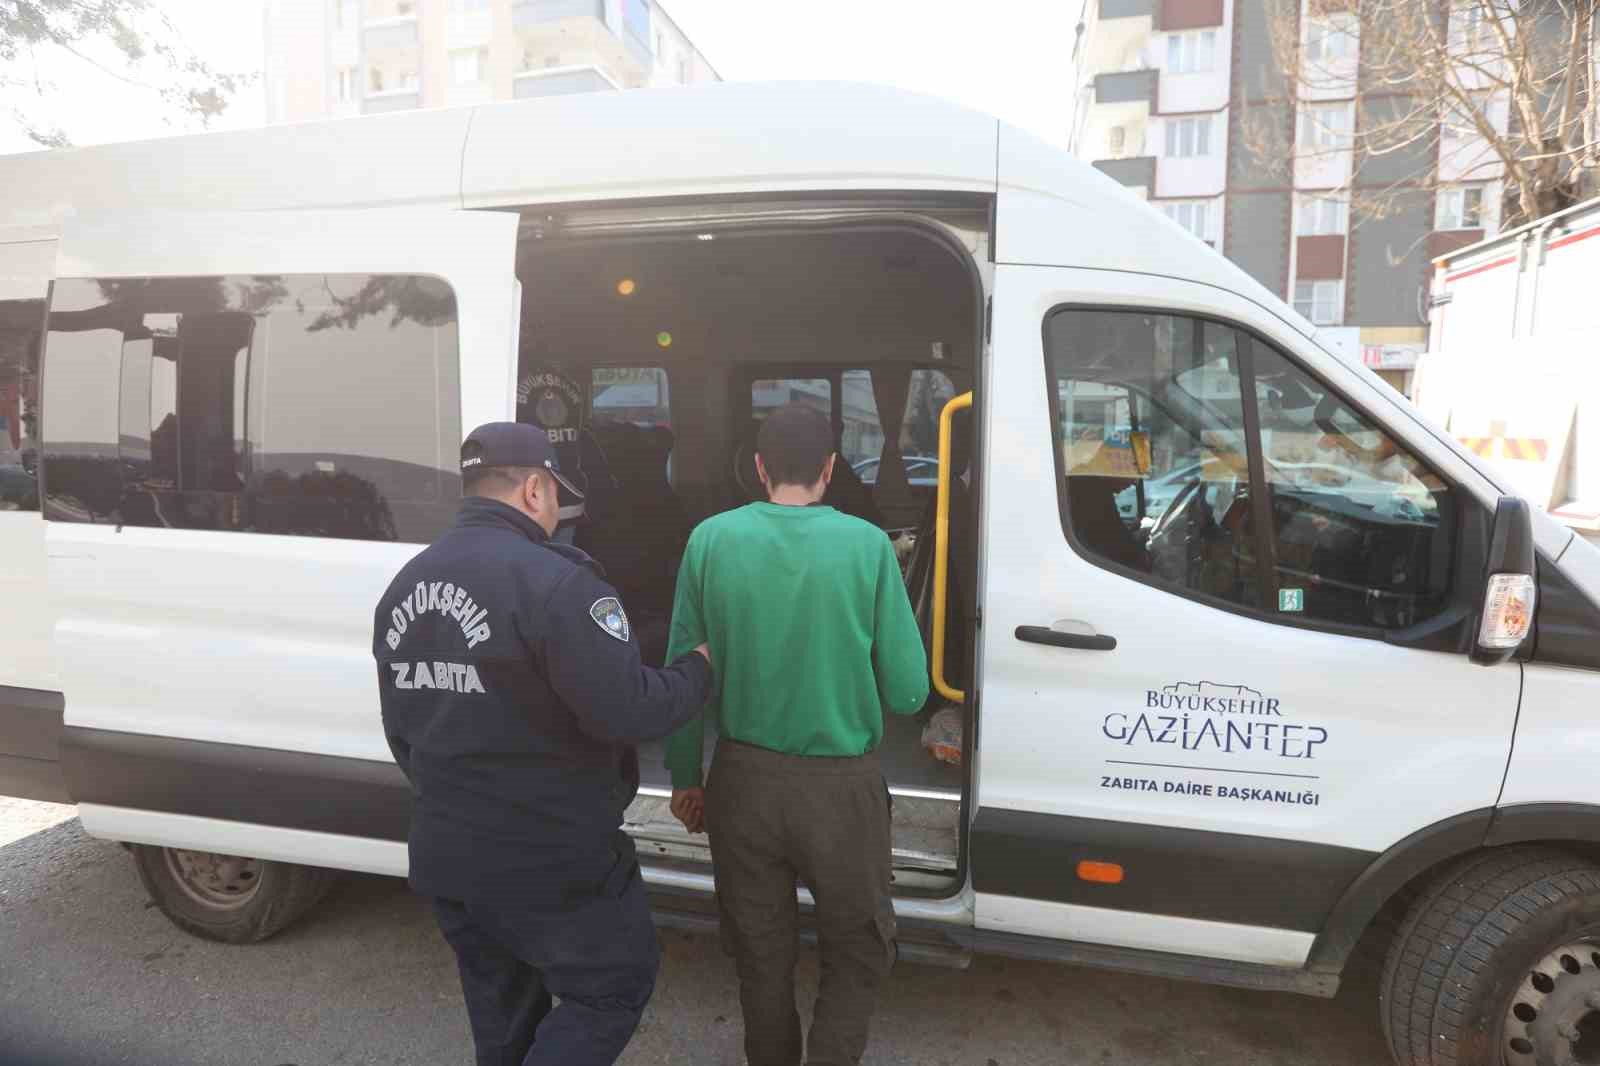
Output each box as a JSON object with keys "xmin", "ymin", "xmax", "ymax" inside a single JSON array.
[{"xmin": 372, "ymin": 421, "xmax": 713, "ymax": 1066}]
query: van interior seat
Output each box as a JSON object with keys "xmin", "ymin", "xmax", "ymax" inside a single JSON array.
[{"xmin": 575, "ymin": 422, "xmax": 689, "ymax": 665}]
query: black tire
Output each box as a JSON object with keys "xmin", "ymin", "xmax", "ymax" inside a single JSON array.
[
  {"xmin": 1379, "ymin": 845, "xmax": 1600, "ymax": 1066},
  {"xmin": 131, "ymin": 844, "xmax": 337, "ymax": 944}
]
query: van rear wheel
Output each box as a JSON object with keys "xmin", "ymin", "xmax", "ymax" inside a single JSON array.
[
  {"xmin": 131, "ymin": 843, "xmax": 337, "ymax": 943},
  {"xmin": 1379, "ymin": 846, "xmax": 1600, "ymax": 1066}
]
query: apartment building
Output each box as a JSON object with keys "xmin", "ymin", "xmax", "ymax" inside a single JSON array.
[
  {"xmin": 1068, "ymin": 0, "xmax": 1513, "ymax": 393},
  {"xmin": 264, "ymin": 0, "xmax": 719, "ymax": 124}
]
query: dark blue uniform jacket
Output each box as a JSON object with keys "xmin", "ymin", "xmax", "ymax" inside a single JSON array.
[{"xmin": 373, "ymin": 496, "xmax": 711, "ymax": 906}]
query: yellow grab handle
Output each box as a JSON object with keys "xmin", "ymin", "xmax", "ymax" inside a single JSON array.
[{"xmin": 931, "ymin": 391, "xmax": 973, "ymax": 705}]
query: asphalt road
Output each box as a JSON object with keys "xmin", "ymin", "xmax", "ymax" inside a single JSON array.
[{"xmin": 0, "ymin": 798, "xmax": 1394, "ymax": 1066}]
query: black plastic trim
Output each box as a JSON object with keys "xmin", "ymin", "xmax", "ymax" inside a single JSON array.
[
  {"xmin": 1014, "ymin": 625, "xmax": 1116, "ymax": 651},
  {"xmin": 952, "ymin": 925, "xmax": 1339, "ymax": 998},
  {"xmin": 971, "ymin": 807, "xmax": 1374, "ymax": 931},
  {"xmin": 1306, "ymin": 807, "xmax": 1494, "ymax": 971},
  {"xmin": 1484, "ymin": 802, "xmax": 1600, "ymax": 847},
  {"xmin": 0, "ymin": 686, "xmax": 68, "ymax": 803},
  {"xmin": 0, "ymin": 685, "xmax": 64, "ymax": 763},
  {"xmin": 1532, "ymin": 552, "xmax": 1600, "ymax": 671},
  {"xmin": 60, "ymin": 726, "xmax": 413, "ymax": 841}
]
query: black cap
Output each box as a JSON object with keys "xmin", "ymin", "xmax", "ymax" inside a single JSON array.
[{"xmin": 461, "ymin": 422, "xmax": 585, "ymax": 504}]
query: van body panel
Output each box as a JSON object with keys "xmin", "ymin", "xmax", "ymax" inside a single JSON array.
[
  {"xmin": 977, "ymin": 893, "xmax": 1316, "ymax": 968},
  {"xmin": 0, "ymin": 109, "xmax": 472, "ymax": 230},
  {"xmin": 1499, "ymin": 664, "xmax": 1600, "ymax": 807},
  {"xmin": 459, "ymin": 82, "xmax": 1000, "ymax": 209},
  {"xmin": 993, "ymin": 122, "xmax": 1304, "ymax": 341},
  {"xmin": 45, "ymin": 209, "xmax": 519, "ymax": 771},
  {"xmin": 975, "ymin": 259, "xmax": 1521, "ymax": 958}
]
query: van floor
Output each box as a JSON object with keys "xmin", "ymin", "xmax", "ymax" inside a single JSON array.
[{"xmin": 629, "ymin": 703, "xmax": 964, "ymax": 884}]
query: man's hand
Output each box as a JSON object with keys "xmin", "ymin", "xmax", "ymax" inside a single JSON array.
[
  {"xmin": 693, "ymin": 642, "xmax": 711, "ymax": 667},
  {"xmin": 670, "ymin": 787, "xmax": 706, "ymax": 834}
]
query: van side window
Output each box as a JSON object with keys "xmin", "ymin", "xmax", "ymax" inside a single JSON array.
[
  {"xmin": 1251, "ymin": 342, "xmax": 1454, "ymax": 628},
  {"xmin": 0, "ymin": 299, "xmax": 43, "ymax": 512},
  {"xmin": 43, "ymin": 275, "xmax": 460, "ymax": 543},
  {"xmin": 591, "ymin": 367, "xmax": 670, "ymax": 429},
  {"xmin": 1046, "ymin": 310, "xmax": 1264, "ymax": 610},
  {"xmin": 897, "ymin": 369, "xmax": 957, "ymax": 485},
  {"xmin": 1045, "ymin": 308, "xmax": 1459, "ymax": 633}
]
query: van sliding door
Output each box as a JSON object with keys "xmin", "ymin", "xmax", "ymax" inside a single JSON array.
[{"xmin": 42, "ymin": 209, "xmax": 519, "ymax": 863}]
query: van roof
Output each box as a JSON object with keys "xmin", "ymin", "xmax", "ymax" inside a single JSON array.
[{"xmin": 0, "ymin": 80, "xmax": 1311, "ymax": 343}]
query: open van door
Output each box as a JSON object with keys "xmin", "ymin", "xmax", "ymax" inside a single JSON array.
[{"xmin": 41, "ymin": 209, "xmax": 519, "ymax": 858}]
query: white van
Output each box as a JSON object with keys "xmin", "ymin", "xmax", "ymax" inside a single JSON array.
[{"xmin": 3, "ymin": 83, "xmax": 1599, "ymax": 1066}]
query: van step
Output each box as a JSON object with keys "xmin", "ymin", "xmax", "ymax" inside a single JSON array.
[
  {"xmin": 650, "ymin": 908, "xmax": 974, "ymax": 970},
  {"xmin": 624, "ymin": 792, "xmax": 959, "ymax": 875}
]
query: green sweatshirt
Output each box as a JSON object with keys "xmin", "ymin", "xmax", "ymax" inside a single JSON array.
[{"xmin": 663, "ymin": 502, "xmax": 931, "ymax": 789}]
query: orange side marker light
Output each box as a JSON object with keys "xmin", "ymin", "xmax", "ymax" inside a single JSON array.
[{"xmin": 1077, "ymin": 860, "xmax": 1124, "ymax": 885}]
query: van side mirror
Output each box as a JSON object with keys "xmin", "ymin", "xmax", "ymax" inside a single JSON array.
[{"xmin": 1472, "ymin": 496, "xmax": 1537, "ymax": 666}]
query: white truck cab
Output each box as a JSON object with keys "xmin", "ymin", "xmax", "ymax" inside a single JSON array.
[{"xmin": 3, "ymin": 83, "xmax": 1599, "ymax": 1066}]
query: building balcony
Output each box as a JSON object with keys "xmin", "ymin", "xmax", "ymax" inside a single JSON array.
[
  {"xmin": 363, "ymin": 17, "xmax": 420, "ymax": 51},
  {"xmin": 513, "ymin": 64, "xmax": 621, "ymax": 98},
  {"xmin": 1101, "ymin": 0, "xmax": 1154, "ymax": 17},
  {"xmin": 362, "ymin": 89, "xmax": 422, "ymax": 114},
  {"xmin": 513, "ymin": 0, "xmax": 605, "ymax": 27},
  {"xmin": 1094, "ymin": 68, "xmax": 1158, "ymax": 106},
  {"xmin": 1093, "ymin": 155, "xmax": 1157, "ymax": 193}
]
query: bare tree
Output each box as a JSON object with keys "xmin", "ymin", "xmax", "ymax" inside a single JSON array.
[
  {"xmin": 1, "ymin": 0, "xmax": 251, "ymax": 148},
  {"xmin": 1242, "ymin": 0, "xmax": 1598, "ymax": 230}
]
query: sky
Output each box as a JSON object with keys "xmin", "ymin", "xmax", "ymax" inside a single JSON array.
[{"xmin": 0, "ymin": 0, "xmax": 1080, "ymax": 156}]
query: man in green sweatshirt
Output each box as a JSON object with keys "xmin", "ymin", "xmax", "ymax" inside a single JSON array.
[{"xmin": 664, "ymin": 402, "xmax": 930, "ymax": 1066}]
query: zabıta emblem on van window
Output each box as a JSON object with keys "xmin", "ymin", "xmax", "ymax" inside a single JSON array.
[{"xmin": 589, "ymin": 597, "xmax": 630, "ymax": 642}]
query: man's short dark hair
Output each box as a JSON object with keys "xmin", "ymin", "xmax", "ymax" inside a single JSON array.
[
  {"xmin": 464, "ymin": 465, "xmax": 541, "ymax": 498},
  {"xmin": 757, "ymin": 403, "xmax": 834, "ymax": 487}
]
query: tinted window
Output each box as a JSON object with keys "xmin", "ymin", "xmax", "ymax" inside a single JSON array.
[
  {"xmin": 43, "ymin": 275, "xmax": 460, "ymax": 542},
  {"xmin": 1047, "ymin": 310, "xmax": 1262, "ymax": 609},
  {"xmin": 839, "ymin": 369, "xmax": 883, "ymax": 469},
  {"xmin": 591, "ymin": 366, "xmax": 669, "ymax": 428},
  {"xmin": 1252, "ymin": 343, "xmax": 1454, "ymax": 628},
  {"xmin": 899, "ymin": 368, "xmax": 957, "ymax": 464},
  {"xmin": 752, "ymin": 377, "xmax": 830, "ymax": 419},
  {"xmin": 0, "ymin": 299, "xmax": 43, "ymax": 512},
  {"xmin": 1046, "ymin": 307, "xmax": 1458, "ymax": 633}
]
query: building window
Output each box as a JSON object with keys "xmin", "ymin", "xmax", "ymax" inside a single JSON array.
[
  {"xmin": 677, "ymin": 55, "xmax": 691, "ymax": 82},
  {"xmin": 1448, "ymin": 1, "xmax": 1488, "ymax": 51},
  {"xmin": 451, "ymin": 48, "xmax": 486, "ymax": 85},
  {"xmin": 1293, "ymin": 280, "xmax": 1344, "ymax": 325},
  {"xmin": 1160, "ymin": 199, "xmax": 1210, "ymax": 240},
  {"xmin": 370, "ymin": 67, "xmax": 384, "ymax": 92},
  {"xmin": 1296, "ymin": 194, "xmax": 1349, "ymax": 236},
  {"xmin": 1304, "ymin": 13, "xmax": 1358, "ymax": 62},
  {"xmin": 1299, "ymin": 103, "xmax": 1353, "ymax": 151},
  {"xmin": 624, "ymin": 0, "xmax": 653, "ymax": 52},
  {"xmin": 1107, "ymin": 125, "xmax": 1127, "ymax": 156},
  {"xmin": 1436, "ymin": 185, "xmax": 1486, "ymax": 230},
  {"xmin": 1164, "ymin": 115, "xmax": 1212, "ymax": 158},
  {"xmin": 42, "ymin": 275, "xmax": 462, "ymax": 543},
  {"xmin": 336, "ymin": 67, "xmax": 354, "ymax": 102},
  {"xmin": 1165, "ymin": 30, "xmax": 1216, "ymax": 74}
]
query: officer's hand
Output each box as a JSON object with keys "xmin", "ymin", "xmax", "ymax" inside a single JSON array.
[
  {"xmin": 670, "ymin": 787, "xmax": 706, "ymax": 835},
  {"xmin": 693, "ymin": 642, "xmax": 712, "ymax": 667}
]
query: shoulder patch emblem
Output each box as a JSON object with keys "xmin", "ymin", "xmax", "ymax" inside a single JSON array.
[{"xmin": 589, "ymin": 597, "xmax": 631, "ymax": 643}]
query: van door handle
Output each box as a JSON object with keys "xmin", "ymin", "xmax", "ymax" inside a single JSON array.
[{"xmin": 1015, "ymin": 625, "xmax": 1117, "ymax": 651}]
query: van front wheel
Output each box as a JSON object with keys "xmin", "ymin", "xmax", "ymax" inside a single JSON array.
[
  {"xmin": 1380, "ymin": 846, "xmax": 1600, "ymax": 1066},
  {"xmin": 131, "ymin": 844, "xmax": 337, "ymax": 943}
]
